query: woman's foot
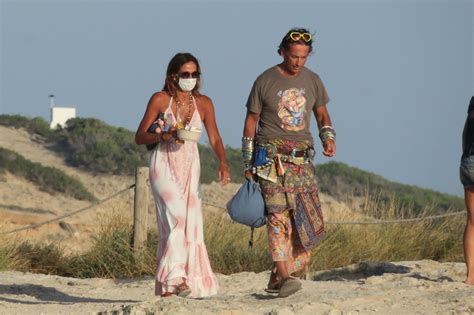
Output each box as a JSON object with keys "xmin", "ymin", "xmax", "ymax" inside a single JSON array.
[
  {"xmin": 177, "ymin": 282, "xmax": 192, "ymax": 297},
  {"xmin": 464, "ymin": 276, "xmax": 474, "ymax": 285},
  {"xmin": 160, "ymin": 292, "xmax": 174, "ymax": 297},
  {"xmin": 160, "ymin": 282, "xmax": 192, "ymax": 298}
]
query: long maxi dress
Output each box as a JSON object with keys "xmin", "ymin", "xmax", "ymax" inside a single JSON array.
[{"xmin": 149, "ymin": 96, "xmax": 219, "ymax": 298}]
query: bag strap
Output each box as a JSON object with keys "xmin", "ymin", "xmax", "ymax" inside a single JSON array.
[{"xmin": 248, "ymin": 227, "xmax": 255, "ymax": 249}]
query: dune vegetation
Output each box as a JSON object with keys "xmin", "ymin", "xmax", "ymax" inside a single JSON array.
[{"xmin": 0, "ymin": 194, "xmax": 465, "ymax": 279}]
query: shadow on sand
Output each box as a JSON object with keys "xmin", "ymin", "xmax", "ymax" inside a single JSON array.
[
  {"xmin": 0, "ymin": 284, "xmax": 138, "ymax": 305},
  {"xmin": 311, "ymin": 261, "xmax": 411, "ymax": 282}
]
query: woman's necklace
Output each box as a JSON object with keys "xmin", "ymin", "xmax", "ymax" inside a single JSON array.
[{"xmin": 175, "ymin": 92, "xmax": 193, "ymax": 128}]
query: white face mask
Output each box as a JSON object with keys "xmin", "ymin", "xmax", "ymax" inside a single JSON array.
[{"xmin": 178, "ymin": 78, "xmax": 197, "ymax": 91}]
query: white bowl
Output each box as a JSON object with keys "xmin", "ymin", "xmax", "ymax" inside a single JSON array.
[{"xmin": 177, "ymin": 128, "xmax": 203, "ymax": 142}]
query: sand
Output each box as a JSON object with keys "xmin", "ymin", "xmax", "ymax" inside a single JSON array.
[{"xmin": 1, "ymin": 260, "xmax": 473, "ymax": 314}]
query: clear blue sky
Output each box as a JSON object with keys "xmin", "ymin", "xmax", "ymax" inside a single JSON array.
[{"xmin": 1, "ymin": 0, "xmax": 473, "ymax": 196}]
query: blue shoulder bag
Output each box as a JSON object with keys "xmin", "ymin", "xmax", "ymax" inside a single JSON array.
[{"xmin": 226, "ymin": 178, "xmax": 266, "ymax": 228}]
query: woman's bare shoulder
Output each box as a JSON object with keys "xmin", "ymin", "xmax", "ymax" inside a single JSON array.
[
  {"xmin": 151, "ymin": 91, "xmax": 171, "ymax": 102},
  {"xmin": 195, "ymin": 94, "xmax": 213, "ymax": 107},
  {"xmin": 148, "ymin": 91, "xmax": 171, "ymax": 109}
]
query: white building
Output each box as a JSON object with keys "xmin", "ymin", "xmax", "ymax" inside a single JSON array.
[{"xmin": 49, "ymin": 95, "xmax": 76, "ymax": 129}]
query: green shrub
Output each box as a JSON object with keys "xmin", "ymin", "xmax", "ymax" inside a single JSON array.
[
  {"xmin": 0, "ymin": 147, "xmax": 96, "ymax": 201},
  {"xmin": 54, "ymin": 118, "xmax": 149, "ymax": 175},
  {"xmin": 0, "ymin": 114, "xmax": 54, "ymax": 139},
  {"xmin": 199, "ymin": 144, "xmax": 243, "ymax": 184},
  {"xmin": 315, "ymin": 161, "xmax": 464, "ymax": 213}
]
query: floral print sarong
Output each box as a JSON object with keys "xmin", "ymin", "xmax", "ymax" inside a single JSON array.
[{"xmin": 257, "ymin": 139, "xmax": 325, "ymax": 253}]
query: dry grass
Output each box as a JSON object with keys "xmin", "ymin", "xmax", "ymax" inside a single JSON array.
[
  {"xmin": 313, "ymin": 194, "xmax": 464, "ymax": 270},
  {"xmin": 0, "ymin": 194, "xmax": 466, "ymax": 278},
  {"xmin": 206, "ymin": 194, "xmax": 465, "ymax": 274}
]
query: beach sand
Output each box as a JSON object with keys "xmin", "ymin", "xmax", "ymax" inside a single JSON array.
[{"xmin": 1, "ymin": 260, "xmax": 473, "ymax": 314}]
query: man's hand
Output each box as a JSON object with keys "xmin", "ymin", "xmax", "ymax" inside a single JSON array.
[
  {"xmin": 322, "ymin": 139, "xmax": 336, "ymax": 157},
  {"xmin": 244, "ymin": 170, "xmax": 253, "ymax": 180}
]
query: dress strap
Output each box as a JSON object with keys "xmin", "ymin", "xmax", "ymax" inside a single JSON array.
[{"xmin": 166, "ymin": 96, "xmax": 174, "ymax": 112}]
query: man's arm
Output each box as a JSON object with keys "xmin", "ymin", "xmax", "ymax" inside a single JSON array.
[
  {"xmin": 243, "ymin": 110, "xmax": 260, "ymax": 177},
  {"xmin": 313, "ymin": 105, "xmax": 336, "ymax": 157},
  {"xmin": 243, "ymin": 110, "xmax": 260, "ymax": 138}
]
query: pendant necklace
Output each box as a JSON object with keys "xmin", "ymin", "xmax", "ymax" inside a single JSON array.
[{"xmin": 175, "ymin": 92, "xmax": 193, "ymax": 128}]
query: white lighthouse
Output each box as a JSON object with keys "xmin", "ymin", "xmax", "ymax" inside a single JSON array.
[{"xmin": 49, "ymin": 95, "xmax": 76, "ymax": 129}]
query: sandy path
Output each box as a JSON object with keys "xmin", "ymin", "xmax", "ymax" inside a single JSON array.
[{"xmin": 1, "ymin": 260, "xmax": 473, "ymax": 314}]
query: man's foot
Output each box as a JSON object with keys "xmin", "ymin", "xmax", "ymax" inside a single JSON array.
[
  {"xmin": 265, "ymin": 267, "xmax": 280, "ymax": 293},
  {"xmin": 265, "ymin": 279, "xmax": 281, "ymax": 293},
  {"xmin": 278, "ymin": 277, "xmax": 302, "ymax": 298},
  {"xmin": 464, "ymin": 277, "xmax": 474, "ymax": 285}
]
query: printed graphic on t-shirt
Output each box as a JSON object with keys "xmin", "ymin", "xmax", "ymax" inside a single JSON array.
[{"xmin": 277, "ymin": 88, "xmax": 307, "ymax": 131}]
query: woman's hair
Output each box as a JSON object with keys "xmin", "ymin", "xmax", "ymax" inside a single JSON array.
[
  {"xmin": 162, "ymin": 52, "xmax": 201, "ymax": 96},
  {"xmin": 277, "ymin": 27, "xmax": 314, "ymax": 55}
]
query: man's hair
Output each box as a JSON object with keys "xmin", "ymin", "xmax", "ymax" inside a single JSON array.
[
  {"xmin": 277, "ymin": 27, "xmax": 313, "ymax": 55},
  {"xmin": 162, "ymin": 52, "xmax": 201, "ymax": 96}
]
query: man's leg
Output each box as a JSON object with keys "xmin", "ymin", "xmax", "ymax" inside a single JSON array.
[
  {"xmin": 266, "ymin": 210, "xmax": 302, "ymax": 297},
  {"xmin": 464, "ymin": 187, "xmax": 474, "ymax": 284},
  {"xmin": 288, "ymin": 213, "xmax": 311, "ymax": 277},
  {"xmin": 267, "ymin": 211, "xmax": 292, "ymax": 287}
]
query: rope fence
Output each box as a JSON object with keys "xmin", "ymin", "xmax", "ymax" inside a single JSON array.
[
  {"xmin": 202, "ymin": 201, "xmax": 466, "ymax": 225},
  {"xmin": 0, "ymin": 184, "xmax": 135, "ymax": 235},
  {"xmin": 0, "ymin": 184, "xmax": 466, "ymax": 236}
]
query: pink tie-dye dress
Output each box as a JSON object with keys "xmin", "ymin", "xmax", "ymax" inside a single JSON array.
[{"xmin": 149, "ymin": 96, "xmax": 219, "ymax": 298}]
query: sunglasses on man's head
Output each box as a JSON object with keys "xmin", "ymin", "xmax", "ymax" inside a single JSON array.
[
  {"xmin": 177, "ymin": 71, "xmax": 200, "ymax": 79},
  {"xmin": 287, "ymin": 31, "xmax": 312, "ymax": 43}
]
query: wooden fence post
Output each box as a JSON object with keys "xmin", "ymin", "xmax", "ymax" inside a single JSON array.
[{"xmin": 133, "ymin": 166, "xmax": 149, "ymax": 253}]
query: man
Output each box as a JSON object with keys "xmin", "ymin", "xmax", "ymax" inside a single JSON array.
[{"xmin": 242, "ymin": 28, "xmax": 336, "ymax": 297}]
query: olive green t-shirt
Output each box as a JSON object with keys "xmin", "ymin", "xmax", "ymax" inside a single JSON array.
[{"xmin": 246, "ymin": 66, "xmax": 330, "ymax": 143}]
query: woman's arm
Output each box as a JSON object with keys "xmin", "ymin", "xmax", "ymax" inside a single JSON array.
[
  {"xmin": 135, "ymin": 92, "xmax": 168, "ymax": 145},
  {"xmin": 463, "ymin": 117, "xmax": 468, "ymax": 153},
  {"xmin": 199, "ymin": 95, "xmax": 230, "ymax": 185}
]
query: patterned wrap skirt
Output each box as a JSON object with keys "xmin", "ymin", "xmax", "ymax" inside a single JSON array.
[{"xmin": 255, "ymin": 139, "xmax": 325, "ymax": 271}]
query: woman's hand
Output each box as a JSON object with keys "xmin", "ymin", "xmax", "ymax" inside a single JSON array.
[{"xmin": 218, "ymin": 162, "xmax": 230, "ymax": 185}]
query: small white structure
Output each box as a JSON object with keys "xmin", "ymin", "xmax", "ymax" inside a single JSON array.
[{"xmin": 49, "ymin": 95, "xmax": 76, "ymax": 129}]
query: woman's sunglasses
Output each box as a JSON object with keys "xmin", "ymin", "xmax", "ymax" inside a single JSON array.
[
  {"xmin": 287, "ymin": 32, "xmax": 312, "ymax": 43},
  {"xmin": 177, "ymin": 71, "xmax": 200, "ymax": 79}
]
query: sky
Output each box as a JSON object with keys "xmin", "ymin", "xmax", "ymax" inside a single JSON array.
[{"xmin": 1, "ymin": 0, "xmax": 473, "ymax": 196}]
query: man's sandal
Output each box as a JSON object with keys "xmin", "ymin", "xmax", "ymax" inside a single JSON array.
[
  {"xmin": 265, "ymin": 276, "xmax": 299, "ymax": 294},
  {"xmin": 277, "ymin": 277, "xmax": 302, "ymax": 298}
]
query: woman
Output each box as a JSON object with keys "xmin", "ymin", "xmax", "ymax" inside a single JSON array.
[
  {"xmin": 460, "ymin": 96, "xmax": 474, "ymax": 285},
  {"xmin": 135, "ymin": 52, "xmax": 230, "ymax": 297}
]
